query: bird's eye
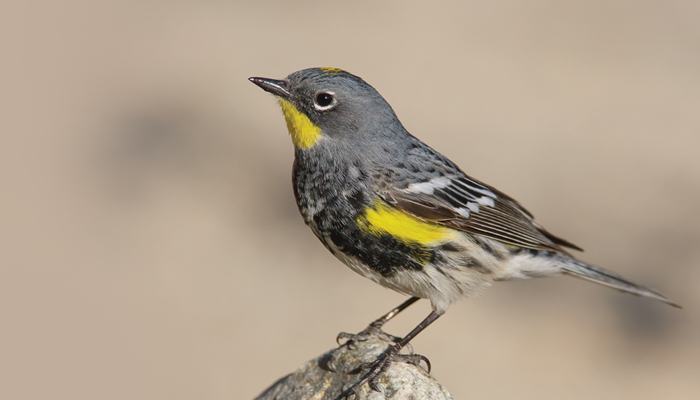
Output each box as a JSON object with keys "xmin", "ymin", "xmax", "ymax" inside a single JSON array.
[{"xmin": 313, "ymin": 91, "xmax": 337, "ymax": 111}]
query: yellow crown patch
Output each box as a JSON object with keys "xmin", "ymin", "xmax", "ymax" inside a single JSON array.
[{"xmin": 320, "ymin": 67, "xmax": 344, "ymax": 74}]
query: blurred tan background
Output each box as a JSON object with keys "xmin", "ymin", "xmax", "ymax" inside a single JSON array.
[{"xmin": 2, "ymin": 1, "xmax": 699, "ymax": 399}]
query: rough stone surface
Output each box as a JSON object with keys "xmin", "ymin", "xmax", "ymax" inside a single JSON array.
[{"xmin": 255, "ymin": 330, "xmax": 453, "ymax": 400}]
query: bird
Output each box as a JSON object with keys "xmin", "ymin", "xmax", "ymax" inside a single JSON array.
[{"xmin": 248, "ymin": 67, "xmax": 679, "ymax": 396}]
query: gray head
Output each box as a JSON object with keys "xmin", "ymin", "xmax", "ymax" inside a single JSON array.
[{"xmin": 249, "ymin": 67, "xmax": 405, "ymax": 150}]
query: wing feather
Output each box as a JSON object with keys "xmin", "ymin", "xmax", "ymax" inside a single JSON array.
[{"xmin": 382, "ymin": 173, "xmax": 582, "ymax": 252}]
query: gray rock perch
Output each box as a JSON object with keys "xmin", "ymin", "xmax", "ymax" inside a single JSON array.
[{"xmin": 255, "ymin": 330, "xmax": 453, "ymax": 400}]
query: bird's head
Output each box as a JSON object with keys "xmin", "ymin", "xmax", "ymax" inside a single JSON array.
[{"xmin": 249, "ymin": 67, "xmax": 401, "ymax": 150}]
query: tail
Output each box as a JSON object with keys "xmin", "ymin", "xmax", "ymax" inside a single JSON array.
[{"xmin": 561, "ymin": 260, "xmax": 681, "ymax": 308}]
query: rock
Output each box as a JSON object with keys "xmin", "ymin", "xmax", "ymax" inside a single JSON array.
[{"xmin": 255, "ymin": 330, "xmax": 453, "ymax": 400}]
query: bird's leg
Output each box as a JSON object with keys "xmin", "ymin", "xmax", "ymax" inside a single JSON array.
[
  {"xmin": 337, "ymin": 309, "xmax": 443, "ymax": 399},
  {"xmin": 368, "ymin": 296, "xmax": 420, "ymax": 330},
  {"xmin": 336, "ymin": 297, "xmax": 420, "ymax": 346}
]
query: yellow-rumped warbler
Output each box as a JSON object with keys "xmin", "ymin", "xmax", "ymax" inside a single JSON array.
[{"xmin": 249, "ymin": 67, "xmax": 679, "ymax": 394}]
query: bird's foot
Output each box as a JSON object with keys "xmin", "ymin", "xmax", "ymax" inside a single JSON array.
[
  {"xmin": 335, "ymin": 343, "xmax": 431, "ymax": 399},
  {"xmin": 336, "ymin": 323, "xmax": 401, "ymax": 349}
]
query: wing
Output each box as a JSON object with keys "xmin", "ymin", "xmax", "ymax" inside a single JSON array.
[{"xmin": 380, "ymin": 172, "xmax": 582, "ymax": 252}]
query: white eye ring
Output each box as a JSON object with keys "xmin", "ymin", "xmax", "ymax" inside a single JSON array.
[{"xmin": 313, "ymin": 91, "xmax": 337, "ymax": 111}]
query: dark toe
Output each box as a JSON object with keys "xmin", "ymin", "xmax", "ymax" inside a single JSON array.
[{"xmin": 395, "ymin": 353, "xmax": 431, "ymax": 373}]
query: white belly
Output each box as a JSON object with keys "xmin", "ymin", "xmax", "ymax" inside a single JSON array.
[{"xmin": 326, "ymin": 232, "xmax": 497, "ymax": 313}]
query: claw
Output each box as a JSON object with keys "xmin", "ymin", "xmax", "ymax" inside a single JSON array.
[
  {"xmin": 335, "ymin": 345, "xmax": 398, "ymax": 397},
  {"xmin": 335, "ymin": 308, "xmax": 442, "ymax": 398},
  {"xmin": 396, "ymin": 353, "xmax": 431, "ymax": 373},
  {"xmin": 336, "ymin": 331, "xmax": 354, "ymax": 346},
  {"xmin": 336, "ymin": 332, "xmax": 365, "ymax": 350},
  {"xmin": 335, "ymin": 343, "xmax": 434, "ymax": 399},
  {"xmin": 418, "ymin": 354, "xmax": 432, "ymax": 373}
]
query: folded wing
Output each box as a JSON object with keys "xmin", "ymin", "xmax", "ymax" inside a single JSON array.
[{"xmin": 381, "ymin": 173, "xmax": 582, "ymax": 252}]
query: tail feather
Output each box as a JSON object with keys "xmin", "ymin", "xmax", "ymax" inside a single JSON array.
[{"xmin": 562, "ymin": 260, "xmax": 681, "ymax": 308}]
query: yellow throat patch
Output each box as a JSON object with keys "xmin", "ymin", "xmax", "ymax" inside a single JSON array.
[
  {"xmin": 278, "ymin": 99, "xmax": 321, "ymax": 149},
  {"xmin": 358, "ymin": 201, "xmax": 453, "ymax": 245}
]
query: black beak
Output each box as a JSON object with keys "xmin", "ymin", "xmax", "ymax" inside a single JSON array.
[{"xmin": 248, "ymin": 76, "xmax": 291, "ymax": 99}]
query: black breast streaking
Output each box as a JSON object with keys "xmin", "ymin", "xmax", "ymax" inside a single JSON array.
[{"xmin": 292, "ymin": 150, "xmax": 436, "ymax": 277}]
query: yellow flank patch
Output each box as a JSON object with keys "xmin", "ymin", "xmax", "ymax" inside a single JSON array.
[
  {"xmin": 358, "ymin": 201, "xmax": 453, "ymax": 245},
  {"xmin": 320, "ymin": 67, "xmax": 344, "ymax": 74},
  {"xmin": 278, "ymin": 99, "xmax": 322, "ymax": 149}
]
